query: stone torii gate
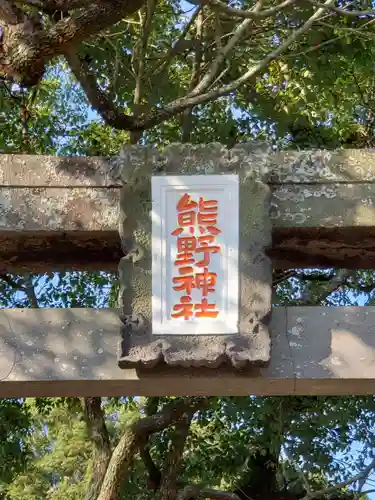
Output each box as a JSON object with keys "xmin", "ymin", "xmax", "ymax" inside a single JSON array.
[{"xmin": 0, "ymin": 143, "xmax": 375, "ymax": 397}]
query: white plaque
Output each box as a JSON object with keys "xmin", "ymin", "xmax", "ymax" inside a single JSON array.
[{"xmin": 151, "ymin": 175, "xmax": 239, "ymax": 335}]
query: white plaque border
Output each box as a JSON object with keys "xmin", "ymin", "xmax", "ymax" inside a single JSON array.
[{"xmin": 151, "ymin": 174, "xmax": 239, "ymax": 335}]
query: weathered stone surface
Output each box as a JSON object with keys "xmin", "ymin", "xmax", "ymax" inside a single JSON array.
[
  {"xmin": 1, "ymin": 307, "xmax": 375, "ymax": 397},
  {"xmin": 3, "ymin": 146, "xmax": 375, "ymax": 186},
  {"xmin": 1, "ymin": 144, "xmax": 375, "ymax": 271},
  {"xmin": 117, "ymin": 155, "xmax": 272, "ymax": 369},
  {"xmin": 110, "ymin": 144, "xmax": 375, "ymax": 184},
  {"xmin": 271, "ymin": 184, "xmax": 375, "ymax": 228},
  {"xmin": 0, "ymin": 187, "xmax": 119, "ymax": 230},
  {"xmin": 0, "ymin": 154, "xmax": 117, "ymax": 186}
]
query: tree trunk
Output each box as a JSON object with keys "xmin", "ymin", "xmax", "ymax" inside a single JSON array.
[
  {"xmin": 96, "ymin": 428, "xmax": 139, "ymax": 500},
  {"xmin": 81, "ymin": 398, "xmax": 112, "ymax": 500}
]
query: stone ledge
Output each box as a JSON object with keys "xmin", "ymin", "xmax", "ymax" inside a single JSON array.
[
  {"xmin": 2, "ymin": 146, "xmax": 375, "ymax": 186},
  {"xmin": 0, "ymin": 307, "xmax": 375, "ymax": 396}
]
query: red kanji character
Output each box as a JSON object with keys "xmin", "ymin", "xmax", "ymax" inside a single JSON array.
[
  {"xmin": 194, "ymin": 268, "xmax": 217, "ymax": 296},
  {"xmin": 194, "ymin": 298, "xmax": 219, "ymax": 318},
  {"xmin": 173, "ymin": 267, "xmax": 195, "ymax": 294},
  {"xmin": 171, "ymin": 296, "xmax": 194, "ymax": 320},
  {"xmin": 195, "ymin": 235, "xmax": 220, "ymax": 267},
  {"xmin": 175, "ymin": 237, "xmax": 197, "ymax": 266}
]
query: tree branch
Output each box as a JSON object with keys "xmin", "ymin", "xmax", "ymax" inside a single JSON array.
[
  {"xmin": 130, "ymin": 0, "xmax": 157, "ymax": 144},
  {"xmin": 97, "ymin": 398, "xmax": 209, "ymax": 500},
  {"xmin": 129, "ymin": 0, "xmax": 335, "ymax": 131},
  {"xmin": 181, "ymin": 7, "xmax": 203, "ymax": 142},
  {"xmin": 81, "ymin": 397, "xmax": 112, "ymax": 500},
  {"xmin": 191, "ymin": 0, "xmax": 272, "ymax": 96},
  {"xmin": 159, "ymin": 413, "xmax": 193, "ymax": 500},
  {"xmin": 66, "ymin": 0, "xmax": 334, "ymax": 132},
  {"xmin": 155, "ymin": 5, "xmax": 202, "ymax": 76},
  {"xmin": 282, "ymin": 446, "xmax": 311, "ymax": 495},
  {"xmin": 1, "ymin": 0, "xmax": 146, "ymax": 85},
  {"xmin": 40, "ymin": 0, "xmax": 146, "ymax": 55},
  {"xmin": 139, "ymin": 441, "xmax": 161, "ymax": 490},
  {"xmin": 22, "ymin": 274, "xmax": 39, "ymax": 308},
  {"xmin": 191, "ymin": 15, "xmax": 253, "ymax": 96},
  {"xmin": 301, "ymin": 269, "xmax": 354, "ymax": 305},
  {"xmin": 177, "ymin": 485, "xmax": 241, "ymax": 500},
  {"xmin": 306, "ymin": 0, "xmax": 375, "ymax": 17},
  {"xmin": 64, "ymin": 49, "xmax": 135, "ymax": 129},
  {"xmin": 140, "ymin": 396, "xmax": 162, "ymax": 491},
  {"xmin": 197, "ymin": 0, "xmax": 296, "ymax": 20},
  {"xmin": 0, "ymin": 273, "xmax": 39, "ymax": 307},
  {"xmin": 300, "ymin": 457, "xmax": 375, "ymax": 500}
]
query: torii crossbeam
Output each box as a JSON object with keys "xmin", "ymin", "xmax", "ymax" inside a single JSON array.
[{"xmin": 0, "ymin": 145, "xmax": 374, "ymax": 396}]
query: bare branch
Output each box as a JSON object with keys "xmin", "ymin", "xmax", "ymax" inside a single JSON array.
[
  {"xmin": 198, "ymin": 0, "xmax": 296, "ymax": 20},
  {"xmin": 156, "ymin": 5, "xmax": 202, "ymax": 75},
  {"xmin": 130, "ymin": 0, "xmax": 335, "ymax": 131},
  {"xmin": 181, "ymin": 7, "xmax": 204, "ymax": 141},
  {"xmin": 191, "ymin": 0, "xmax": 269, "ymax": 95},
  {"xmin": 300, "ymin": 457, "xmax": 375, "ymax": 500},
  {"xmin": 131, "ymin": 0, "xmax": 157, "ymax": 144},
  {"xmin": 191, "ymin": 16, "xmax": 253, "ymax": 95},
  {"xmin": 177, "ymin": 485, "xmax": 241, "ymax": 500},
  {"xmin": 64, "ymin": 49, "xmax": 135, "ymax": 129},
  {"xmin": 306, "ymin": 0, "xmax": 375, "ymax": 17}
]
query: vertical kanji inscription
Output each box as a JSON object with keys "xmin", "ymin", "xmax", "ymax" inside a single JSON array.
[{"xmin": 170, "ymin": 192, "xmax": 221, "ymax": 320}]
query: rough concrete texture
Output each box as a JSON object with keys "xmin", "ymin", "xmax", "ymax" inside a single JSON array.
[
  {"xmin": 0, "ymin": 154, "xmax": 116, "ymax": 186},
  {"xmin": 0, "ymin": 187, "xmax": 119, "ymax": 231},
  {"xmin": 1, "ymin": 307, "xmax": 375, "ymax": 397},
  {"xmin": 3, "ymin": 146, "xmax": 375, "ymax": 186},
  {"xmin": 110, "ymin": 143, "xmax": 375, "ymax": 184},
  {"xmin": 1, "ymin": 144, "xmax": 375, "ymax": 271},
  {"xmin": 271, "ymin": 184, "xmax": 375, "ymax": 228},
  {"xmin": 117, "ymin": 153, "xmax": 272, "ymax": 368}
]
